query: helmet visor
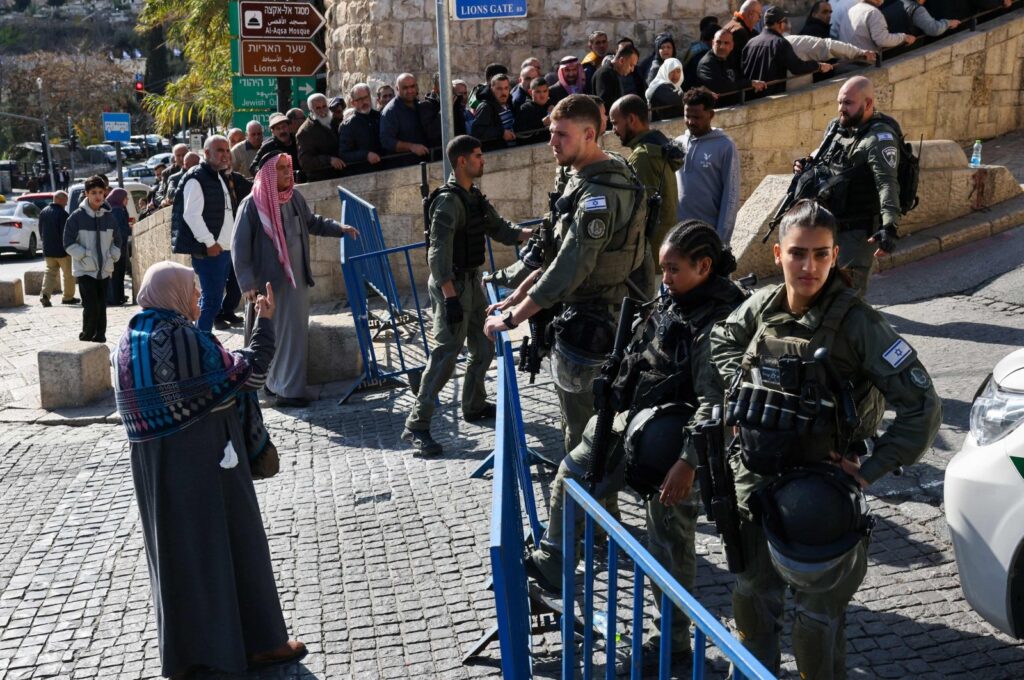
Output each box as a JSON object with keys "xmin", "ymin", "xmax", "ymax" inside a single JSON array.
[{"xmin": 767, "ymin": 541, "xmax": 859, "ymax": 594}]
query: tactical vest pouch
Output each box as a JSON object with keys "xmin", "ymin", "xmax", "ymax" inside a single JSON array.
[{"xmin": 549, "ymin": 305, "xmax": 616, "ymax": 393}]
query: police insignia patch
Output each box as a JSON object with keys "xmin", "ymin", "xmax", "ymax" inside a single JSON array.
[
  {"xmin": 586, "ymin": 217, "xmax": 607, "ymax": 239},
  {"xmin": 883, "ymin": 146, "xmax": 898, "ymax": 168},
  {"xmin": 909, "ymin": 366, "xmax": 931, "ymax": 389}
]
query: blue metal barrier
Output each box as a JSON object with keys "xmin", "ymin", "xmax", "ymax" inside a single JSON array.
[
  {"xmin": 338, "ymin": 188, "xmax": 430, "ymax": 403},
  {"xmin": 562, "ymin": 479, "xmax": 776, "ymax": 680}
]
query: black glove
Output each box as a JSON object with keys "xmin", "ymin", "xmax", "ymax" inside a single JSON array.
[
  {"xmin": 869, "ymin": 226, "xmax": 898, "ymax": 254},
  {"xmin": 444, "ymin": 296, "xmax": 464, "ymax": 325}
]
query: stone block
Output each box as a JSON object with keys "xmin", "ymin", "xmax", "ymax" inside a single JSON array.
[
  {"xmin": 38, "ymin": 341, "xmax": 112, "ymax": 409},
  {"xmin": 402, "ymin": 20, "xmax": 434, "ymax": 45},
  {"xmin": 886, "ymin": 233, "xmax": 941, "ymax": 270},
  {"xmin": 543, "ymin": 0, "xmax": 582, "ymax": 19},
  {"xmin": 0, "ymin": 277, "xmax": 24, "ymax": 307},
  {"xmin": 732, "ymin": 174, "xmax": 791, "ymax": 280},
  {"xmin": 22, "ymin": 271, "xmax": 55, "ymax": 297},
  {"xmin": 915, "ymin": 140, "xmax": 968, "ymax": 170},
  {"xmin": 934, "ymin": 219, "xmax": 993, "ymax": 251},
  {"xmin": 307, "ymin": 313, "xmax": 364, "ymax": 385},
  {"xmin": 493, "ymin": 19, "xmax": 529, "ymax": 42},
  {"xmin": 636, "ymin": 0, "xmax": 672, "ymax": 19}
]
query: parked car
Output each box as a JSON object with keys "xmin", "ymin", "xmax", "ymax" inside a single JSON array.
[
  {"xmin": 945, "ymin": 348, "xmax": 1024, "ymax": 639},
  {"xmin": 16, "ymin": 192, "xmax": 55, "ymax": 211},
  {"xmin": 86, "ymin": 144, "xmax": 117, "ymax": 164},
  {"xmin": 124, "ymin": 164, "xmax": 158, "ymax": 187},
  {"xmin": 68, "ymin": 180, "xmax": 149, "ymax": 227},
  {"xmin": 145, "ymin": 152, "xmax": 174, "ymax": 169},
  {"xmin": 121, "ymin": 142, "xmax": 143, "ymax": 159},
  {"xmin": 131, "ymin": 134, "xmax": 168, "ymax": 155},
  {"xmin": 0, "ymin": 200, "xmax": 41, "ymax": 256}
]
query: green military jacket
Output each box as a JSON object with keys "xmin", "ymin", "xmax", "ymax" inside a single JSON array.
[
  {"xmin": 819, "ymin": 113, "xmax": 902, "ymax": 230},
  {"xmin": 529, "ymin": 155, "xmax": 649, "ymax": 309},
  {"xmin": 624, "ymin": 130, "xmax": 683, "ymax": 257},
  {"xmin": 428, "ymin": 174, "xmax": 524, "ymax": 285},
  {"xmin": 711, "ymin": 275, "xmax": 940, "ymax": 500}
]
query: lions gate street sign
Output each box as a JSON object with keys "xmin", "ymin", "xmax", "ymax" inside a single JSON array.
[
  {"xmin": 452, "ymin": 0, "xmax": 527, "ymax": 20},
  {"xmin": 240, "ymin": 40, "xmax": 326, "ymax": 77},
  {"xmin": 239, "ymin": 0, "xmax": 325, "ymax": 40}
]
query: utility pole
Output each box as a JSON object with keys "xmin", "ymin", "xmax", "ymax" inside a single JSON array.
[
  {"xmin": 67, "ymin": 115, "xmax": 76, "ymax": 182},
  {"xmin": 36, "ymin": 78, "xmax": 55, "ymax": 192}
]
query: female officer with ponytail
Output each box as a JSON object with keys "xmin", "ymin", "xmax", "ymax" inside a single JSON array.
[
  {"xmin": 711, "ymin": 200, "xmax": 941, "ymax": 679},
  {"xmin": 525, "ymin": 220, "xmax": 747, "ymax": 673}
]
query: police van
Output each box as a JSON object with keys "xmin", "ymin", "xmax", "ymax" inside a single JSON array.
[{"xmin": 945, "ymin": 348, "xmax": 1024, "ymax": 639}]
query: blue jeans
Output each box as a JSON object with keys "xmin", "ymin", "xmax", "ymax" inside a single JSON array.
[{"xmin": 191, "ymin": 251, "xmax": 232, "ymax": 332}]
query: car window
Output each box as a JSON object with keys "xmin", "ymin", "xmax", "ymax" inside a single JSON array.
[
  {"xmin": 130, "ymin": 190, "xmax": 149, "ymax": 208},
  {"xmin": 21, "ymin": 204, "xmax": 39, "ymax": 218},
  {"xmin": 0, "ymin": 204, "xmax": 16, "ymax": 216}
]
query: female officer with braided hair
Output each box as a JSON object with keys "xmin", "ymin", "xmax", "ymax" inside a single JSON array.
[
  {"xmin": 711, "ymin": 199, "xmax": 940, "ymax": 679},
  {"xmin": 524, "ymin": 219, "xmax": 747, "ymax": 673}
]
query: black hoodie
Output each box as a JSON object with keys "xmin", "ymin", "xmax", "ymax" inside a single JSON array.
[{"xmin": 640, "ymin": 32, "xmax": 676, "ymax": 85}]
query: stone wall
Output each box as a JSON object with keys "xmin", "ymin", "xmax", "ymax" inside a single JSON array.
[{"xmin": 133, "ymin": 11, "xmax": 1024, "ymax": 303}]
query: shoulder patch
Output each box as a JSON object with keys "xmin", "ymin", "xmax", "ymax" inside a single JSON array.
[
  {"xmin": 585, "ymin": 216, "xmax": 607, "ymax": 239},
  {"xmin": 877, "ymin": 132, "xmax": 894, "ymax": 141},
  {"xmin": 882, "ymin": 146, "xmax": 898, "ymax": 169},
  {"xmin": 882, "ymin": 338, "xmax": 913, "ymax": 368},
  {"xmin": 582, "ymin": 195, "xmax": 608, "ymax": 212},
  {"xmin": 909, "ymin": 366, "xmax": 931, "ymax": 389}
]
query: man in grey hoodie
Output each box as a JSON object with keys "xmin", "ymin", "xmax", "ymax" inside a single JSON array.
[{"xmin": 673, "ymin": 87, "xmax": 741, "ymax": 243}]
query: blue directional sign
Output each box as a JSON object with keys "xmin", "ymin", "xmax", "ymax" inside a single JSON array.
[
  {"xmin": 102, "ymin": 112, "xmax": 131, "ymax": 143},
  {"xmin": 452, "ymin": 0, "xmax": 527, "ymax": 20}
]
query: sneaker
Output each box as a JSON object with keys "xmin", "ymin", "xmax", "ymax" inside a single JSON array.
[
  {"xmin": 464, "ymin": 402, "xmax": 497, "ymax": 423},
  {"xmin": 523, "ymin": 552, "xmax": 562, "ymax": 595},
  {"xmin": 214, "ymin": 317, "xmax": 233, "ymax": 330},
  {"xmin": 61, "ymin": 297, "xmax": 80, "ymax": 305},
  {"xmin": 221, "ymin": 312, "xmax": 244, "ymax": 325},
  {"xmin": 615, "ymin": 641, "xmax": 692, "ymax": 678},
  {"xmin": 40, "ymin": 295, "xmax": 52, "ymax": 308},
  {"xmin": 401, "ymin": 428, "xmax": 443, "ymax": 456}
]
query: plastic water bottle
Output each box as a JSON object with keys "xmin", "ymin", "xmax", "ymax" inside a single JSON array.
[{"xmin": 970, "ymin": 140, "xmax": 983, "ymax": 168}]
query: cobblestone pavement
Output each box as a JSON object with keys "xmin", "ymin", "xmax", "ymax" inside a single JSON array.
[{"xmin": 3, "ymin": 232, "xmax": 1024, "ymax": 679}]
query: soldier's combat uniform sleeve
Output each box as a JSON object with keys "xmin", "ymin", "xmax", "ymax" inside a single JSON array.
[
  {"xmin": 861, "ymin": 127, "xmax": 902, "ymax": 229},
  {"xmin": 845, "ymin": 305, "xmax": 942, "ymax": 483},
  {"xmin": 682, "ymin": 319, "xmax": 727, "ymax": 468},
  {"xmin": 527, "ymin": 185, "xmax": 619, "ymax": 309},
  {"xmin": 481, "ymin": 198, "xmax": 525, "ymax": 246},
  {"xmin": 710, "ymin": 287, "xmax": 776, "ymax": 383},
  {"xmin": 428, "ymin": 192, "xmax": 462, "ymax": 285}
]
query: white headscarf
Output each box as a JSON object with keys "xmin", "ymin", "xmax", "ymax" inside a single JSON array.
[{"xmin": 645, "ymin": 57, "xmax": 684, "ymax": 101}]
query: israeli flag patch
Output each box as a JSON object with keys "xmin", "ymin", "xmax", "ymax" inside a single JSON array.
[
  {"xmin": 877, "ymin": 132, "xmax": 895, "ymax": 141},
  {"xmin": 882, "ymin": 339, "xmax": 913, "ymax": 368},
  {"xmin": 582, "ymin": 195, "xmax": 608, "ymax": 212}
]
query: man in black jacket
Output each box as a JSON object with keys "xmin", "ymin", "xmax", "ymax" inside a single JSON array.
[
  {"xmin": 216, "ymin": 167, "xmax": 252, "ymax": 329},
  {"xmin": 339, "ymin": 83, "xmax": 386, "ymax": 174},
  {"xmin": 698, "ymin": 29, "xmax": 767, "ymax": 106},
  {"xmin": 742, "ymin": 6, "xmax": 832, "ymax": 96},
  {"xmin": 250, "ymin": 112, "xmax": 301, "ymax": 180},
  {"xmin": 296, "ymin": 93, "xmax": 345, "ymax": 182},
  {"xmin": 472, "ymin": 74, "xmax": 517, "ymax": 150},
  {"xmin": 39, "ymin": 191, "xmax": 77, "ymax": 307},
  {"xmin": 592, "ymin": 44, "xmax": 640, "ymax": 126},
  {"xmin": 800, "ymin": 1, "xmax": 834, "ymax": 37}
]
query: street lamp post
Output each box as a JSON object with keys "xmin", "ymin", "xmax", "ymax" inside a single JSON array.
[{"xmin": 36, "ymin": 77, "xmax": 55, "ymax": 192}]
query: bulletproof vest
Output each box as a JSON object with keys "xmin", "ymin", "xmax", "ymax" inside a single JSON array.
[
  {"xmin": 551, "ymin": 160, "xmax": 648, "ymax": 304},
  {"xmin": 632, "ymin": 301, "xmax": 698, "ymax": 411},
  {"xmin": 821, "ymin": 116, "xmax": 898, "ymax": 226},
  {"xmin": 429, "ymin": 183, "xmax": 488, "ymax": 270}
]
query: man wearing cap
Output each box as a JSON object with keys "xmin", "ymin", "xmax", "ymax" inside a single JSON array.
[
  {"xmin": 548, "ymin": 56, "xmax": 586, "ymax": 108},
  {"xmin": 296, "ymin": 93, "xmax": 345, "ymax": 182},
  {"xmin": 742, "ymin": 6, "xmax": 833, "ymax": 96},
  {"xmin": 250, "ymin": 112, "xmax": 300, "ymax": 180},
  {"xmin": 231, "ymin": 121, "xmax": 263, "ymax": 179},
  {"xmin": 328, "ymin": 96, "xmax": 345, "ymax": 133},
  {"xmin": 339, "ymin": 83, "xmax": 385, "ymax": 172}
]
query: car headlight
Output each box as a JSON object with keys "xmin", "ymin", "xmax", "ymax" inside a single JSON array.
[{"xmin": 970, "ymin": 376, "xmax": 1024, "ymax": 446}]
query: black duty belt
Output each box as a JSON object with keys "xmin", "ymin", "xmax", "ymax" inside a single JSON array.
[{"xmin": 452, "ymin": 267, "xmax": 479, "ymax": 278}]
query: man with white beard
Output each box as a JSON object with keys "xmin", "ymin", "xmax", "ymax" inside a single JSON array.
[
  {"xmin": 339, "ymin": 83, "xmax": 386, "ymax": 172},
  {"xmin": 296, "ymin": 93, "xmax": 345, "ymax": 181}
]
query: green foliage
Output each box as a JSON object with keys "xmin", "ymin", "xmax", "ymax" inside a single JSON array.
[{"xmin": 137, "ymin": 0, "xmax": 232, "ymax": 134}]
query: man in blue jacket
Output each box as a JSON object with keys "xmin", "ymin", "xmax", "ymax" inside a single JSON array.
[{"xmin": 39, "ymin": 190, "xmax": 77, "ymax": 307}]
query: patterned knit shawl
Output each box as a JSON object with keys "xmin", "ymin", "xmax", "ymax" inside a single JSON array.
[{"xmin": 114, "ymin": 308, "xmax": 254, "ymax": 443}]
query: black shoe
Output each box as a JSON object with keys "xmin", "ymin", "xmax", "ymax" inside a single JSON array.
[
  {"xmin": 40, "ymin": 295, "xmax": 52, "ymax": 308},
  {"xmin": 401, "ymin": 428, "xmax": 443, "ymax": 456},
  {"xmin": 62, "ymin": 297, "xmax": 80, "ymax": 305},
  {"xmin": 221, "ymin": 312, "xmax": 244, "ymax": 325},
  {"xmin": 615, "ymin": 641, "xmax": 692, "ymax": 678},
  {"xmin": 523, "ymin": 552, "xmax": 562, "ymax": 595},
  {"xmin": 275, "ymin": 396, "xmax": 310, "ymax": 408},
  {"xmin": 214, "ymin": 317, "xmax": 233, "ymax": 330},
  {"xmin": 464, "ymin": 402, "xmax": 497, "ymax": 423}
]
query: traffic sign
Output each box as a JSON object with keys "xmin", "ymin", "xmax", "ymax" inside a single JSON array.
[
  {"xmin": 291, "ymin": 77, "xmax": 316, "ymax": 106},
  {"xmin": 452, "ymin": 0, "xmax": 527, "ymax": 20},
  {"xmin": 232, "ymin": 76, "xmax": 277, "ymax": 109},
  {"xmin": 240, "ymin": 1, "xmax": 325, "ymax": 40},
  {"xmin": 239, "ymin": 40, "xmax": 325, "ymax": 77},
  {"xmin": 231, "ymin": 110, "xmax": 273, "ymax": 132},
  {"xmin": 102, "ymin": 112, "xmax": 131, "ymax": 143}
]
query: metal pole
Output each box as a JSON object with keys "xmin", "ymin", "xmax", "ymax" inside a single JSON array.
[
  {"xmin": 435, "ymin": 0, "xmax": 454, "ymax": 178},
  {"xmin": 115, "ymin": 141, "xmax": 124, "ymax": 188},
  {"xmin": 67, "ymin": 115, "xmax": 76, "ymax": 182},
  {"xmin": 36, "ymin": 78, "xmax": 55, "ymax": 191}
]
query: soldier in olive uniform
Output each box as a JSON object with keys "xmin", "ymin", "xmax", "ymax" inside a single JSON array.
[
  {"xmin": 711, "ymin": 200, "xmax": 941, "ymax": 678},
  {"xmin": 485, "ymin": 94, "xmax": 654, "ymax": 456},
  {"xmin": 523, "ymin": 222, "xmax": 747, "ymax": 672},
  {"xmin": 794, "ymin": 76, "xmax": 903, "ymax": 295},
  {"xmin": 402, "ymin": 136, "xmax": 530, "ymax": 456}
]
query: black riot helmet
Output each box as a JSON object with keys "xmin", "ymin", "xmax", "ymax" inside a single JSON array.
[
  {"xmin": 756, "ymin": 464, "xmax": 873, "ymax": 593},
  {"xmin": 623, "ymin": 402, "xmax": 696, "ymax": 499}
]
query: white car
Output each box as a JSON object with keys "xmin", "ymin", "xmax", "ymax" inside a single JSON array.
[
  {"xmin": 145, "ymin": 152, "xmax": 174, "ymax": 169},
  {"xmin": 68, "ymin": 181, "xmax": 149, "ymax": 227},
  {"xmin": 124, "ymin": 164, "xmax": 158, "ymax": 187},
  {"xmin": 0, "ymin": 201, "xmax": 41, "ymax": 256},
  {"xmin": 87, "ymin": 144, "xmax": 117, "ymax": 164},
  {"xmin": 945, "ymin": 349, "xmax": 1024, "ymax": 639}
]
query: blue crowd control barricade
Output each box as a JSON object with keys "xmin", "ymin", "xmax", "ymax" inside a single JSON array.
[
  {"xmin": 338, "ymin": 187, "xmax": 431, "ymax": 403},
  {"xmin": 562, "ymin": 479, "xmax": 777, "ymax": 680}
]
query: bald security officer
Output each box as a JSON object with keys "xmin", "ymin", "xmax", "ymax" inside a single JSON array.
[
  {"xmin": 485, "ymin": 94, "xmax": 654, "ymax": 457},
  {"xmin": 794, "ymin": 76, "xmax": 904, "ymax": 296},
  {"xmin": 402, "ymin": 135, "xmax": 531, "ymax": 456}
]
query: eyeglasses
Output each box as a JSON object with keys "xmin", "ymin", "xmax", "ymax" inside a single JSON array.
[{"xmin": 351, "ymin": 94, "xmax": 370, "ymax": 103}]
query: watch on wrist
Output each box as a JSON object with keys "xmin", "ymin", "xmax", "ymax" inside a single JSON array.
[{"xmin": 501, "ymin": 310, "xmax": 517, "ymax": 329}]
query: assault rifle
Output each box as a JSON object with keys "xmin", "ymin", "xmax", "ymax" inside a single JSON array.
[
  {"xmin": 517, "ymin": 305, "xmax": 557, "ymax": 384},
  {"xmin": 420, "ymin": 162, "xmax": 430, "ymax": 256},
  {"xmin": 587, "ymin": 296, "xmax": 639, "ymax": 492},
  {"xmin": 693, "ymin": 405, "xmax": 746, "ymax": 572}
]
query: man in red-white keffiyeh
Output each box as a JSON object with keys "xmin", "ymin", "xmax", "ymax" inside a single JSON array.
[{"xmin": 231, "ymin": 152, "xmax": 359, "ymax": 408}]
